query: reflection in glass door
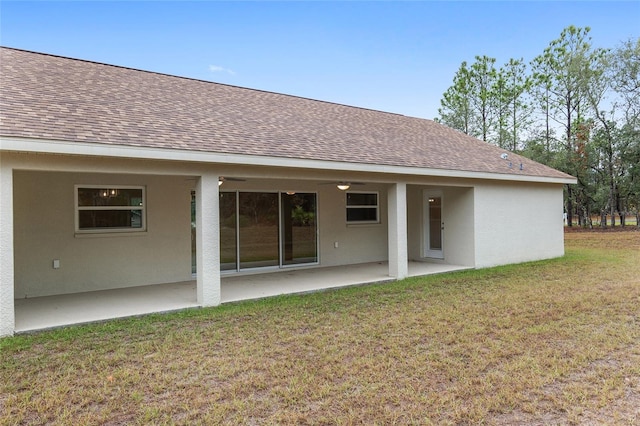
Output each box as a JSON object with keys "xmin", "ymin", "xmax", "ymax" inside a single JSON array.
[
  {"xmin": 219, "ymin": 192, "xmax": 238, "ymax": 271},
  {"xmin": 238, "ymin": 192, "xmax": 280, "ymax": 269},
  {"xmin": 281, "ymin": 193, "xmax": 318, "ymax": 266},
  {"xmin": 424, "ymin": 191, "xmax": 444, "ymax": 259}
]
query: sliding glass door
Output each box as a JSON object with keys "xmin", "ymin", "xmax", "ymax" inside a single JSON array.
[{"xmin": 215, "ymin": 191, "xmax": 318, "ymax": 271}]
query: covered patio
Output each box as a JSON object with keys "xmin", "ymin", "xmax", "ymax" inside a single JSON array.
[
  {"xmin": 14, "ymin": 261, "xmax": 469, "ymax": 333},
  {"xmin": 1, "ymin": 48, "xmax": 574, "ymax": 337}
]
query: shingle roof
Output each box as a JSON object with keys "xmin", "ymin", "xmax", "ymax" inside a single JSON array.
[{"xmin": 1, "ymin": 47, "xmax": 572, "ymax": 180}]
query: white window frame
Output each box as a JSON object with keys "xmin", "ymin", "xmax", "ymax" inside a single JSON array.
[
  {"xmin": 75, "ymin": 185, "xmax": 146, "ymax": 234},
  {"xmin": 346, "ymin": 191, "xmax": 379, "ymax": 224}
]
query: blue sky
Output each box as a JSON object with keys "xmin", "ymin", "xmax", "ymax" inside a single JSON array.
[{"xmin": 1, "ymin": 1, "xmax": 638, "ymax": 119}]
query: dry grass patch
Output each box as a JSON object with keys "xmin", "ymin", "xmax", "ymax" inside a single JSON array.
[{"xmin": 2, "ymin": 231, "xmax": 639, "ymax": 425}]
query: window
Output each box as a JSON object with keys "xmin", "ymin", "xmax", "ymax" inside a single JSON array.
[
  {"xmin": 75, "ymin": 185, "xmax": 145, "ymax": 233},
  {"xmin": 346, "ymin": 192, "xmax": 379, "ymax": 223}
]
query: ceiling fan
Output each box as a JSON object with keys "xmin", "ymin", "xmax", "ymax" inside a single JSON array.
[{"xmin": 218, "ymin": 176, "xmax": 246, "ymax": 186}]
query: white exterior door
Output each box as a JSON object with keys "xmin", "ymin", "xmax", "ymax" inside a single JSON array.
[{"xmin": 423, "ymin": 191, "xmax": 444, "ymax": 259}]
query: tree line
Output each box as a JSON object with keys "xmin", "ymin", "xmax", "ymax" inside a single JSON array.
[{"xmin": 436, "ymin": 26, "xmax": 640, "ymax": 227}]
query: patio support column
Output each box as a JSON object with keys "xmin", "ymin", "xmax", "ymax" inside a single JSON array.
[
  {"xmin": 196, "ymin": 173, "xmax": 220, "ymax": 307},
  {"xmin": 388, "ymin": 182, "xmax": 408, "ymax": 280},
  {"xmin": 0, "ymin": 158, "xmax": 15, "ymax": 336}
]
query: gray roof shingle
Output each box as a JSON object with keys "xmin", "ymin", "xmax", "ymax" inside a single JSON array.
[{"xmin": 1, "ymin": 47, "xmax": 572, "ymax": 180}]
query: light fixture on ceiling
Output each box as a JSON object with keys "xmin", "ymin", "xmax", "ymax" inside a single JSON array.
[
  {"xmin": 285, "ymin": 191, "xmax": 296, "ymax": 195},
  {"xmin": 100, "ymin": 188, "xmax": 118, "ymax": 198},
  {"xmin": 218, "ymin": 176, "xmax": 246, "ymax": 187},
  {"xmin": 318, "ymin": 181, "xmax": 364, "ymax": 190}
]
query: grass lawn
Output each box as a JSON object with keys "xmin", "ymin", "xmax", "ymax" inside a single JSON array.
[{"xmin": 2, "ymin": 231, "xmax": 639, "ymax": 425}]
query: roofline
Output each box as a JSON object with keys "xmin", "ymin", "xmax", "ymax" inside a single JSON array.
[
  {"xmin": 0, "ymin": 45, "xmax": 406, "ymax": 119},
  {"xmin": 0, "ymin": 136, "xmax": 578, "ymax": 185}
]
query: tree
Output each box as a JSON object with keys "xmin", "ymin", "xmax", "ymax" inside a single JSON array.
[
  {"xmin": 583, "ymin": 43, "xmax": 621, "ymax": 225},
  {"xmin": 530, "ymin": 25, "xmax": 596, "ymax": 226},
  {"xmin": 610, "ymin": 38, "xmax": 640, "ymax": 126},
  {"xmin": 610, "ymin": 38, "xmax": 640, "ymax": 226},
  {"xmin": 469, "ymin": 55, "xmax": 498, "ymax": 143},
  {"xmin": 437, "ymin": 61, "xmax": 474, "ymax": 135},
  {"xmin": 437, "ymin": 56, "xmax": 499, "ymax": 142},
  {"xmin": 499, "ymin": 58, "xmax": 532, "ymax": 151},
  {"xmin": 436, "ymin": 29, "xmax": 639, "ymax": 228},
  {"xmin": 622, "ymin": 128, "xmax": 640, "ymax": 227}
]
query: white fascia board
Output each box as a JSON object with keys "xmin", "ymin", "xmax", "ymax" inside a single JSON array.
[{"xmin": 0, "ymin": 136, "xmax": 577, "ymax": 185}]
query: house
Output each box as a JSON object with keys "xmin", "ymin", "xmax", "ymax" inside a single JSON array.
[{"xmin": 0, "ymin": 47, "xmax": 576, "ymax": 336}]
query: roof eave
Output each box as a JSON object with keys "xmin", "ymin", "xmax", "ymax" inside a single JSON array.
[{"xmin": 0, "ymin": 136, "xmax": 578, "ymax": 185}]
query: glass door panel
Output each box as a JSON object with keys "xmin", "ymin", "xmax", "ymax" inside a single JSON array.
[
  {"xmin": 219, "ymin": 192, "xmax": 238, "ymax": 271},
  {"xmin": 424, "ymin": 192, "xmax": 444, "ymax": 259},
  {"xmin": 429, "ymin": 196, "xmax": 442, "ymax": 250},
  {"xmin": 239, "ymin": 192, "xmax": 279, "ymax": 269},
  {"xmin": 281, "ymin": 193, "xmax": 318, "ymax": 266},
  {"xmin": 191, "ymin": 191, "xmax": 196, "ymax": 274}
]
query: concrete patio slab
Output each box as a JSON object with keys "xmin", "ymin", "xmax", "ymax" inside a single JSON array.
[
  {"xmin": 221, "ymin": 261, "xmax": 467, "ymax": 302},
  {"xmin": 14, "ymin": 261, "xmax": 469, "ymax": 333},
  {"xmin": 14, "ymin": 281, "xmax": 198, "ymax": 333}
]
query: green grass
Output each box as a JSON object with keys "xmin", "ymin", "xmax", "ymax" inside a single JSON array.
[{"xmin": 2, "ymin": 231, "xmax": 639, "ymax": 425}]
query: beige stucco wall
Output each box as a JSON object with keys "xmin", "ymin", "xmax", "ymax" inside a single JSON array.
[
  {"xmin": 13, "ymin": 170, "xmax": 391, "ymax": 298},
  {"xmin": 407, "ymin": 185, "xmax": 475, "ymax": 267},
  {"xmin": 473, "ymin": 181, "xmax": 564, "ymax": 268},
  {"xmin": 442, "ymin": 186, "xmax": 476, "ymax": 266},
  {"xmin": 8, "ymin": 151, "xmax": 565, "ymax": 299},
  {"xmin": 319, "ymin": 184, "xmax": 389, "ymax": 266},
  {"xmin": 14, "ymin": 170, "xmax": 194, "ymax": 298}
]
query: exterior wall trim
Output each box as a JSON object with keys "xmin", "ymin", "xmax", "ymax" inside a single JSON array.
[{"xmin": 1, "ymin": 136, "xmax": 578, "ymax": 185}]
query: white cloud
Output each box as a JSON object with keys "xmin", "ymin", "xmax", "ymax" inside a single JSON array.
[{"xmin": 209, "ymin": 65, "xmax": 236, "ymax": 75}]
